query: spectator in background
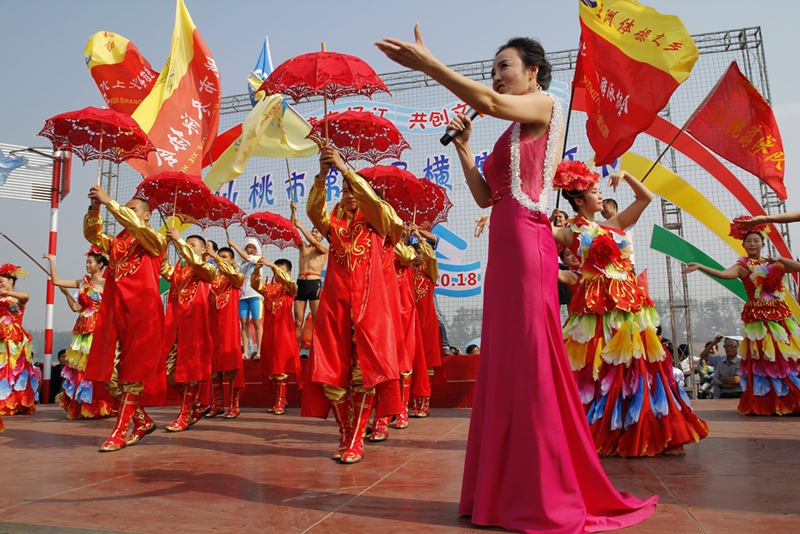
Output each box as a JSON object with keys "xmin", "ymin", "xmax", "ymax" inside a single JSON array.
[
  {"xmin": 710, "ymin": 338, "xmax": 742, "ymax": 399},
  {"xmin": 699, "ymin": 335, "xmax": 725, "ymax": 369},
  {"xmin": 466, "ymin": 344, "xmax": 480, "ymax": 355},
  {"xmin": 49, "ymin": 349, "xmax": 67, "ymax": 404},
  {"xmin": 33, "ymin": 362, "xmax": 44, "ymax": 402}
]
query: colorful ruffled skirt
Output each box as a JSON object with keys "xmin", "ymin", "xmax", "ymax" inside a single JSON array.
[
  {"xmin": 0, "ymin": 336, "xmax": 38, "ymax": 415},
  {"xmin": 564, "ymin": 306, "xmax": 709, "ymax": 456},
  {"xmin": 738, "ymin": 311, "xmax": 800, "ymax": 415},
  {"xmin": 60, "ymin": 331, "xmax": 116, "ymax": 419}
]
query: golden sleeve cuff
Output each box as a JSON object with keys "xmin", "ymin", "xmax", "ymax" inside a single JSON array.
[
  {"xmin": 307, "ymin": 175, "xmax": 331, "ymax": 237},
  {"xmin": 342, "ymin": 168, "xmax": 404, "ymax": 243},
  {"xmin": 106, "ymin": 200, "xmax": 167, "ymax": 257}
]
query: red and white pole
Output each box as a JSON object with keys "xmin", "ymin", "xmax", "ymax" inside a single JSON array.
[{"xmin": 41, "ymin": 150, "xmax": 70, "ymax": 403}]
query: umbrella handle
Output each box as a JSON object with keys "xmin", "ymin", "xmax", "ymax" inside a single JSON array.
[
  {"xmin": 95, "ymin": 130, "xmax": 104, "ymax": 187},
  {"xmin": 321, "ymin": 42, "xmax": 329, "ymax": 144},
  {"xmin": 412, "ymin": 205, "xmax": 417, "ymax": 226}
]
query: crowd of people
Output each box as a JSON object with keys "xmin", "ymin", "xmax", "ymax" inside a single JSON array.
[{"xmin": 1, "ymin": 24, "xmax": 799, "ymax": 533}]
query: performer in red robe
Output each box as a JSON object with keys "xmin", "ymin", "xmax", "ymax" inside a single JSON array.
[
  {"xmin": 206, "ymin": 245, "xmax": 245, "ymax": 419},
  {"xmin": 302, "ymin": 145, "xmax": 404, "ymax": 464},
  {"xmin": 411, "ymin": 230, "xmax": 444, "ymax": 417},
  {"xmin": 252, "ymin": 257, "xmax": 301, "ymax": 415},
  {"xmin": 162, "ymin": 229, "xmax": 216, "ymax": 432},
  {"xmin": 84, "ymin": 186, "xmax": 167, "ymax": 452},
  {"xmin": 369, "ymin": 236, "xmax": 417, "ymax": 441}
]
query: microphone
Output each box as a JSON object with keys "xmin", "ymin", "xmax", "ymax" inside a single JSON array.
[{"xmin": 440, "ymin": 108, "xmax": 480, "ymax": 146}]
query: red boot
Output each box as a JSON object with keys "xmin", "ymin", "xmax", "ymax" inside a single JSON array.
[
  {"xmin": 417, "ymin": 396, "xmax": 430, "ymax": 417},
  {"xmin": 206, "ymin": 374, "xmax": 224, "ymax": 418},
  {"xmin": 224, "ymin": 384, "xmax": 241, "ymax": 419},
  {"xmin": 166, "ymin": 385, "xmax": 198, "ymax": 432},
  {"xmin": 273, "ymin": 378, "xmax": 287, "ymax": 415},
  {"xmin": 369, "ymin": 416, "xmax": 390, "ymax": 442},
  {"xmin": 341, "ymin": 392, "xmax": 375, "ymax": 464},
  {"xmin": 329, "ymin": 397, "xmax": 353, "ymax": 461},
  {"xmin": 266, "ymin": 378, "xmax": 276, "ymax": 413},
  {"xmin": 394, "ymin": 375, "xmax": 411, "ymax": 429},
  {"xmin": 409, "ymin": 396, "xmax": 421, "ymax": 417},
  {"xmin": 99, "ymin": 392, "xmax": 139, "ymax": 452},
  {"xmin": 188, "ymin": 384, "xmax": 211, "ymax": 426},
  {"xmin": 127, "ymin": 406, "xmax": 156, "ymax": 446}
]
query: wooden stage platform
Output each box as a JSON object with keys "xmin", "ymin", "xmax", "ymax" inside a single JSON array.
[{"xmin": 1, "ymin": 400, "xmax": 799, "ymax": 533}]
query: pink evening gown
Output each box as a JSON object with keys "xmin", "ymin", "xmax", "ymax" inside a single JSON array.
[{"xmin": 458, "ymin": 92, "xmax": 658, "ymax": 533}]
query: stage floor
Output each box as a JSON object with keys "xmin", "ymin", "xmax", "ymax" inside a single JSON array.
[{"xmin": 1, "ymin": 400, "xmax": 798, "ymax": 533}]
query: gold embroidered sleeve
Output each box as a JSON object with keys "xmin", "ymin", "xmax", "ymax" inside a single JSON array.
[
  {"xmin": 420, "ymin": 239, "xmax": 439, "ymax": 282},
  {"xmin": 250, "ymin": 267, "xmax": 265, "ymax": 296},
  {"xmin": 106, "ymin": 200, "xmax": 167, "ymax": 257},
  {"xmin": 307, "ymin": 175, "xmax": 331, "ymax": 237},
  {"xmin": 342, "ymin": 168, "xmax": 404, "ymax": 243},
  {"xmin": 83, "ymin": 209, "xmax": 113, "ymax": 254},
  {"xmin": 216, "ymin": 259, "xmax": 244, "ymax": 288},
  {"xmin": 394, "ymin": 242, "xmax": 416, "ymax": 266},
  {"xmin": 173, "ymin": 239, "xmax": 216, "ymax": 282},
  {"xmin": 271, "ymin": 265, "xmax": 298, "ymax": 297},
  {"xmin": 160, "ymin": 258, "xmax": 174, "ymax": 282}
]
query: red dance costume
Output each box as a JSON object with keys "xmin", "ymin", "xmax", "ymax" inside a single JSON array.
[
  {"xmin": 563, "ymin": 216, "xmax": 708, "ymax": 456},
  {"xmin": 412, "ymin": 239, "xmax": 443, "ymax": 417},
  {"xmin": 252, "ymin": 263, "xmax": 302, "ymax": 415},
  {"xmin": 0, "ymin": 295, "xmax": 38, "ymax": 416},
  {"xmin": 207, "ymin": 258, "xmax": 245, "ymax": 419},
  {"xmin": 61, "ymin": 276, "xmax": 116, "ymax": 419},
  {"xmin": 162, "ymin": 239, "xmax": 216, "ymax": 432},
  {"xmin": 302, "ymin": 167, "xmax": 404, "ymax": 464},
  {"xmin": 84, "ymin": 201, "xmax": 167, "ymax": 452},
  {"xmin": 737, "ymin": 258, "xmax": 800, "ymax": 415}
]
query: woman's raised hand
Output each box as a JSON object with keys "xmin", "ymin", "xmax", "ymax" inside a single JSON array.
[
  {"xmin": 376, "ymin": 24, "xmax": 437, "ymax": 73},
  {"xmin": 447, "ymin": 114, "xmax": 473, "ymax": 148}
]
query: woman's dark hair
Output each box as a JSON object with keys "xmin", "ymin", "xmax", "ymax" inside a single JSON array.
[
  {"xmin": 0, "ymin": 273, "xmax": 15, "ymax": 286},
  {"xmin": 561, "ymin": 189, "xmax": 586, "ymax": 213},
  {"xmin": 743, "ymin": 231, "xmax": 764, "ymax": 243},
  {"xmin": 88, "ymin": 253, "xmax": 108, "ymax": 268},
  {"xmin": 497, "ymin": 37, "xmax": 552, "ymax": 90},
  {"xmin": 677, "ymin": 343, "xmax": 690, "ymax": 360}
]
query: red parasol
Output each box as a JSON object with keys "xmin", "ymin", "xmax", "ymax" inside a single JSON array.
[
  {"xmin": 357, "ymin": 165, "xmax": 426, "ymax": 217},
  {"xmin": 242, "ymin": 212, "xmax": 302, "ymax": 250},
  {"xmin": 38, "ymin": 106, "xmax": 156, "ymax": 185},
  {"xmin": 257, "ymin": 50, "xmax": 390, "ymax": 104},
  {"xmin": 413, "ymin": 179, "xmax": 454, "ymax": 231},
  {"xmin": 307, "ymin": 111, "xmax": 410, "ymax": 166},
  {"xmin": 135, "ymin": 172, "xmax": 216, "ymax": 227},
  {"xmin": 193, "ymin": 195, "xmax": 246, "ymax": 230}
]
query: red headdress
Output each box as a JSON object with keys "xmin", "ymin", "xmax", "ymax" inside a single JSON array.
[
  {"xmin": 0, "ymin": 263, "xmax": 28, "ymax": 279},
  {"xmin": 85, "ymin": 245, "xmax": 105, "ymax": 257},
  {"xmin": 553, "ymin": 159, "xmax": 600, "ymax": 192},
  {"xmin": 729, "ymin": 216, "xmax": 770, "ymax": 241}
]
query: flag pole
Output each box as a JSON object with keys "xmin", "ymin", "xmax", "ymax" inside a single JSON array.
[
  {"xmin": 0, "ymin": 232, "xmax": 51, "ymax": 276},
  {"xmin": 640, "ymin": 126, "xmax": 685, "ymax": 183},
  {"xmin": 556, "ymin": 85, "xmax": 577, "ymax": 209}
]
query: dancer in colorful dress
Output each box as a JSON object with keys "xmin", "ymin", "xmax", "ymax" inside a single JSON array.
[
  {"xmin": 302, "ymin": 145, "xmax": 404, "ymax": 465},
  {"xmin": 553, "ymin": 163, "xmax": 709, "ymax": 457},
  {"xmin": 84, "ymin": 186, "xmax": 167, "ymax": 452},
  {"xmin": 252, "ymin": 257, "xmax": 301, "ymax": 415},
  {"xmin": 379, "ymin": 28, "xmax": 657, "ymax": 531},
  {"xmin": 0, "ymin": 263, "xmax": 38, "ymax": 420},
  {"xmin": 683, "ymin": 218, "xmax": 800, "ymax": 415},
  {"xmin": 43, "ymin": 250, "xmax": 116, "ymax": 419},
  {"xmin": 206, "ymin": 245, "xmax": 245, "ymax": 419},
  {"xmin": 162, "ymin": 229, "xmax": 216, "ymax": 432}
]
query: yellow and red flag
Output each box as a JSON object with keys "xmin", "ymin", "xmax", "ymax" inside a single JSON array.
[
  {"xmin": 684, "ymin": 62, "xmax": 786, "ymax": 199},
  {"xmin": 573, "ymin": 0, "xmax": 698, "ymax": 165},
  {"xmin": 84, "ymin": 32, "xmax": 159, "ymax": 116},
  {"xmin": 129, "ymin": 0, "xmax": 220, "ymax": 178}
]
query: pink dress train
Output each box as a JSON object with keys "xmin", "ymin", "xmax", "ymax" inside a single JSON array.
[{"xmin": 459, "ymin": 100, "xmax": 657, "ymax": 533}]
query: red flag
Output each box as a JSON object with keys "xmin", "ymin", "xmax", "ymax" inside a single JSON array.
[
  {"xmin": 84, "ymin": 32, "xmax": 160, "ymax": 116},
  {"xmin": 684, "ymin": 62, "xmax": 786, "ymax": 200},
  {"xmin": 573, "ymin": 0, "xmax": 698, "ymax": 165},
  {"xmin": 128, "ymin": 0, "xmax": 221, "ymax": 178}
]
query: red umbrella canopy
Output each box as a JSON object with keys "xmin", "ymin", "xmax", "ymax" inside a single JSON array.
[
  {"xmin": 193, "ymin": 194, "xmax": 246, "ymax": 230},
  {"xmin": 37, "ymin": 106, "xmax": 155, "ymax": 165},
  {"xmin": 135, "ymin": 172, "xmax": 216, "ymax": 226},
  {"xmin": 414, "ymin": 179, "xmax": 454, "ymax": 231},
  {"xmin": 257, "ymin": 51, "xmax": 390, "ymax": 103},
  {"xmin": 307, "ymin": 111, "xmax": 410, "ymax": 165},
  {"xmin": 243, "ymin": 212, "xmax": 302, "ymax": 250},
  {"xmin": 357, "ymin": 165, "xmax": 427, "ymax": 221}
]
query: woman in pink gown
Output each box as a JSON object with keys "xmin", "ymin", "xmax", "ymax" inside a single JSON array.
[{"xmin": 378, "ymin": 27, "xmax": 657, "ymax": 532}]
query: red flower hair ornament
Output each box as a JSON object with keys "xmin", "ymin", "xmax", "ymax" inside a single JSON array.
[
  {"xmin": 0, "ymin": 263, "xmax": 28, "ymax": 279},
  {"xmin": 553, "ymin": 159, "xmax": 600, "ymax": 192},
  {"xmin": 729, "ymin": 216, "xmax": 770, "ymax": 241},
  {"xmin": 84, "ymin": 245, "xmax": 105, "ymax": 257}
]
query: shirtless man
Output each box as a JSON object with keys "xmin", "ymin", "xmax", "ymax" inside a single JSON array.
[{"xmin": 290, "ymin": 200, "xmax": 328, "ymax": 342}]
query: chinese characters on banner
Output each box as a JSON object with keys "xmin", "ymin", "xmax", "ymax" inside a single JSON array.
[
  {"xmin": 573, "ymin": 0, "xmax": 698, "ymax": 165},
  {"xmin": 684, "ymin": 62, "xmax": 786, "ymax": 199}
]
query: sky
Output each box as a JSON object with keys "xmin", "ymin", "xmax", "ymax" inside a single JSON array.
[{"xmin": 2, "ymin": 0, "xmax": 800, "ymax": 332}]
